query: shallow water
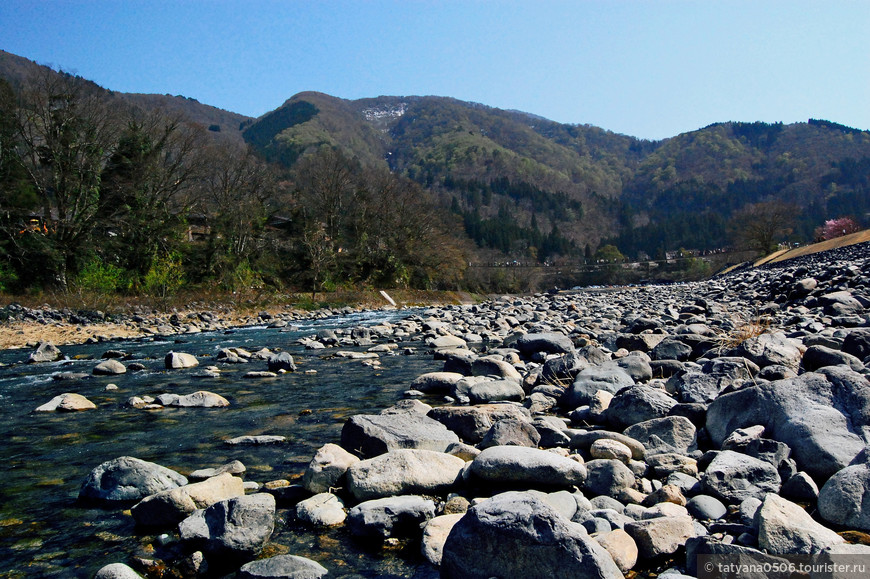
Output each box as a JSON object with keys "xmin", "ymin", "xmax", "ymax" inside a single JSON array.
[{"xmin": 0, "ymin": 309, "xmax": 444, "ymax": 578}]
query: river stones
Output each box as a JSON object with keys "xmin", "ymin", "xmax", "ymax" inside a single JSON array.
[
  {"xmin": 440, "ymin": 491, "xmax": 623, "ymax": 579},
  {"xmin": 818, "ymin": 459, "xmax": 870, "ymax": 531},
  {"xmin": 478, "ymin": 417, "xmax": 541, "ymax": 449},
  {"xmin": 605, "ymin": 385, "xmax": 677, "ymax": 430},
  {"xmin": 622, "ymin": 415, "xmax": 697, "ymax": 456},
  {"xmin": 27, "ymin": 341, "xmax": 62, "ymax": 363},
  {"xmin": 156, "ymin": 391, "xmax": 229, "ymax": 408},
  {"xmin": 701, "ymin": 450, "xmax": 781, "ymax": 504},
  {"xmin": 178, "ymin": 493, "xmax": 276, "ymax": 562},
  {"xmin": 237, "ymin": 555, "xmax": 328, "ymax": 579},
  {"xmin": 756, "ymin": 493, "xmax": 844, "ymax": 554},
  {"xmin": 730, "ymin": 332, "xmax": 802, "ymax": 371},
  {"xmin": 468, "ymin": 446, "xmax": 587, "ymax": 489},
  {"xmin": 94, "ymin": 563, "xmax": 144, "ymax": 579},
  {"xmin": 409, "ymin": 371, "xmax": 465, "ymax": 394},
  {"xmin": 563, "ymin": 365, "xmax": 635, "ymax": 408},
  {"xmin": 340, "ymin": 411, "xmax": 460, "ymax": 458},
  {"xmin": 421, "ymin": 513, "xmax": 464, "ymax": 566},
  {"xmin": 427, "ymin": 404, "xmax": 532, "ymax": 443},
  {"xmin": 295, "ymin": 492, "xmax": 346, "ymax": 526},
  {"xmin": 302, "ymin": 442, "xmax": 360, "ymax": 494},
  {"xmin": 80, "ymin": 456, "xmax": 187, "ymax": 502},
  {"xmin": 188, "ymin": 460, "xmax": 246, "ymax": 481},
  {"xmin": 515, "ymin": 332, "xmax": 576, "ymax": 355},
  {"xmin": 93, "ymin": 359, "xmax": 126, "ymax": 375},
  {"xmin": 164, "ymin": 352, "xmax": 199, "ymax": 369},
  {"xmin": 131, "ymin": 473, "xmax": 245, "ymax": 526},
  {"xmin": 346, "ymin": 449, "xmax": 465, "ymax": 501},
  {"xmin": 624, "ymin": 515, "xmax": 696, "ymax": 559},
  {"xmin": 583, "ymin": 459, "xmax": 636, "ymax": 498},
  {"xmin": 347, "ymin": 495, "xmax": 435, "ymax": 540},
  {"xmin": 34, "ymin": 392, "xmax": 96, "ymax": 412}
]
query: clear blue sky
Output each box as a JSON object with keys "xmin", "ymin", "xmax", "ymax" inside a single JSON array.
[{"xmin": 1, "ymin": 0, "xmax": 867, "ymax": 140}]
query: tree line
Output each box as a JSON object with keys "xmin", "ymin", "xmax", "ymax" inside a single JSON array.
[{"xmin": 0, "ymin": 70, "xmax": 467, "ymax": 297}]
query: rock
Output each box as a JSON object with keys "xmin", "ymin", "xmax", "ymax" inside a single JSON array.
[
  {"xmin": 571, "ymin": 430, "xmax": 646, "ymax": 461},
  {"xmin": 266, "ymin": 351, "xmax": 296, "ymax": 372},
  {"xmin": 93, "ymin": 359, "xmax": 126, "ymax": 375},
  {"xmin": 94, "ymin": 563, "xmax": 144, "ymax": 579},
  {"xmin": 178, "ymin": 493, "xmax": 276, "ymax": 562},
  {"xmin": 701, "ymin": 450, "xmax": 781, "ymax": 504},
  {"xmin": 686, "ymin": 495, "xmax": 727, "ymax": 520},
  {"xmin": 469, "ymin": 446, "xmax": 588, "ymax": 489},
  {"xmin": 238, "ymin": 555, "xmax": 328, "ymax": 579},
  {"xmin": 643, "ymin": 484, "xmax": 687, "ymax": 507},
  {"xmin": 515, "ymin": 332, "xmax": 575, "ymax": 356},
  {"xmin": 224, "ymin": 435, "xmax": 285, "ymax": 445},
  {"xmin": 472, "ymin": 356, "xmax": 523, "ymax": 381},
  {"xmin": 346, "ymin": 495, "xmax": 435, "ymax": 540},
  {"xmin": 648, "ymin": 453, "xmax": 698, "ymax": 478},
  {"xmin": 803, "ymin": 344, "xmax": 864, "ymax": 372},
  {"xmin": 780, "ymin": 471, "xmax": 819, "ymax": 502},
  {"xmin": 302, "ymin": 442, "xmax": 360, "ymax": 494},
  {"xmin": 427, "ymin": 404, "xmax": 531, "ymax": 443},
  {"xmin": 624, "ymin": 515, "xmax": 696, "ymax": 559},
  {"xmin": 164, "ymin": 352, "xmax": 199, "ymax": 369},
  {"xmin": 465, "ymin": 378, "xmax": 525, "ymax": 404},
  {"xmin": 131, "ymin": 473, "xmax": 245, "ymax": 526},
  {"xmin": 27, "ymin": 341, "xmax": 62, "ymax": 363},
  {"xmin": 421, "ymin": 513, "xmax": 464, "ymax": 566},
  {"xmin": 34, "ymin": 392, "xmax": 96, "ymax": 412},
  {"xmin": 295, "ymin": 492, "xmax": 346, "ymax": 526},
  {"xmin": 843, "ymin": 328, "xmax": 870, "ymax": 360},
  {"xmin": 157, "ymin": 391, "xmax": 229, "ymax": 407},
  {"xmin": 563, "ymin": 365, "xmax": 635, "ymax": 408},
  {"xmin": 590, "ymin": 439, "xmax": 633, "ymax": 463},
  {"xmin": 623, "ymin": 415, "xmax": 697, "ymax": 456},
  {"xmin": 756, "ymin": 493, "xmax": 844, "ymax": 554},
  {"xmin": 606, "ymin": 385, "xmax": 677, "ymax": 431},
  {"xmin": 340, "ymin": 412, "xmax": 460, "ymax": 458},
  {"xmin": 440, "ymin": 491, "xmax": 623, "ymax": 579},
  {"xmin": 80, "ymin": 456, "xmax": 187, "ymax": 502},
  {"xmin": 731, "ymin": 332, "xmax": 802, "ymax": 371},
  {"xmin": 429, "ymin": 335, "xmax": 467, "ymax": 350},
  {"xmin": 410, "ymin": 372, "xmax": 465, "ymax": 394},
  {"xmin": 819, "ymin": 290, "xmax": 864, "ymax": 316},
  {"xmin": 584, "ymin": 459, "xmax": 636, "ymax": 498},
  {"xmin": 346, "ymin": 449, "xmax": 465, "ymax": 501},
  {"xmin": 188, "ymin": 460, "xmax": 246, "ymax": 481},
  {"xmin": 706, "ymin": 367, "xmax": 870, "ymax": 480},
  {"xmin": 478, "ymin": 417, "xmax": 541, "ymax": 449},
  {"xmin": 244, "ymin": 371, "xmax": 278, "ymax": 379},
  {"xmin": 818, "ymin": 461, "xmax": 870, "ymax": 531},
  {"xmin": 594, "ymin": 528, "xmax": 638, "ymax": 574}
]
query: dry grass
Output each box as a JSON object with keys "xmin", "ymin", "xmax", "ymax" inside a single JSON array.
[{"xmin": 710, "ymin": 310, "xmax": 774, "ymax": 355}]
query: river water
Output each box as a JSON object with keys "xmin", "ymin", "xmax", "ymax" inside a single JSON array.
[{"xmin": 0, "ymin": 309, "xmax": 445, "ymax": 578}]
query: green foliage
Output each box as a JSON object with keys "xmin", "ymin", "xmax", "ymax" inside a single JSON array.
[
  {"xmin": 143, "ymin": 252, "xmax": 184, "ymax": 299},
  {"xmin": 73, "ymin": 257, "xmax": 125, "ymax": 295},
  {"xmin": 219, "ymin": 260, "xmax": 264, "ymax": 292},
  {"xmin": 0, "ymin": 261, "xmax": 18, "ymax": 293}
]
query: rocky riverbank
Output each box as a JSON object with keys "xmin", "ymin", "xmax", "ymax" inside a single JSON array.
[{"xmin": 26, "ymin": 241, "xmax": 870, "ymax": 578}]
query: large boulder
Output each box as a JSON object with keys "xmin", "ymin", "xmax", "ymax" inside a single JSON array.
[
  {"xmin": 563, "ymin": 365, "xmax": 635, "ymax": 408},
  {"xmin": 165, "ymin": 352, "xmax": 199, "ymax": 369},
  {"xmin": 605, "ymin": 385, "xmax": 678, "ymax": 431},
  {"xmin": 295, "ymin": 492, "xmax": 346, "ymax": 527},
  {"xmin": 478, "ymin": 417, "xmax": 541, "ymax": 449},
  {"xmin": 93, "ymin": 359, "xmax": 126, "ymax": 375},
  {"xmin": 440, "ymin": 491, "xmax": 623, "ymax": 579},
  {"xmin": 464, "ymin": 378, "xmax": 525, "ymax": 404},
  {"xmin": 345, "ymin": 449, "xmax": 465, "ymax": 501},
  {"xmin": 516, "ymin": 332, "xmax": 575, "ymax": 356},
  {"xmin": 130, "ymin": 473, "xmax": 244, "ymax": 526},
  {"xmin": 302, "ymin": 442, "xmax": 360, "ymax": 494},
  {"xmin": 701, "ymin": 450, "xmax": 781, "ymax": 504},
  {"xmin": 731, "ymin": 332, "xmax": 801, "ymax": 371},
  {"xmin": 622, "ymin": 416, "xmax": 697, "ymax": 456},
  {"xmin": 756, "ymin": 493, "xmax": 844, "ymax": 554},
  {"xmin": 421, "ymin": 513, "xmax": 465, "ymax": 566},
  {"xmin": 178, "ymin": 493, "xmax": 276, "ymax": 562},
  {"xmin": 27, "ymin": 341, "xmax": 62, "ymax": 363},
  {"xmin": 80, "ymin": 456, "xmax": 187, "ymax": 502},
  {"xmin": 583, "ymin": 459, "xmax": 636, "ymax": 498},
  {"xmin": 34, "ymin": 392, "xmax": 97, "ymax": 412},
  {"xmin": 468, "ymin": 446, "xmax": 587, "ymax": 489},
  {"xmin": 266, "ymin": 352, "xmax": 296, "ymax": 372},
  {"xmin": 340, "ymin": 411, "xmax": 460, "ymax": 458},
  {"xmin": 427, "ymin": 404, "xmax": 532, "ymax": 443},
  {"xmin": 818, "ymin": 460, "xmax": 870, "ymax": 531},
  {"xmin": 346, "ymin": 495, "xmax": 435, "ymax": 540},
  {"xmin": 706, "ymin": 367, "xmax": 870, "ymax": 480}
]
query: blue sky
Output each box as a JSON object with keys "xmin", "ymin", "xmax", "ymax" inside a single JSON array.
[{"xmin": 1, "ymin": 0, "xmax": 867, "ymax": 140}]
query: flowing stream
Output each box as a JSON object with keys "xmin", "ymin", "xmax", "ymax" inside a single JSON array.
[{"xmin": 0, "ymin": 309, "xmax": 444, "ymax": 578}]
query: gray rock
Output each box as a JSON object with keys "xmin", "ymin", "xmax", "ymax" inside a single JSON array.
[
  {"xmin": 571, "ymin": 431, "xmax": 646, "ymax": 460},
  {"xmin": 347, "ymin": 495, "xmax": 435, "ymax": 540},
  {"xmin": 409, "ymin": 372, "xmax": 465, "ymax": 394},
  {"xmin": 238, "ymin": 554, "xmax": 328, "ymax": 579},
  {"xmin": 756, "ymin": 493, "xmax": 844, "ymax": 554},
  {"xmin": 803, "ymin": 344, "xmax": 864, "ymax": 372},
  {"xmin": 440, "ymin": 491, "xmax": 623, "ymax": 579},
  {"xmin": 465, "ymin": 378, "xmax": 525, "ymax": 404},
  {"xmin": 340, "ymin": 411, "xmax": 460, "ymax": 458},
  {"xmin": 469, "ymin": 446, "xmax": 587, "ymax": 489},
  {"xmin": 478, "ymin": 417, "xmax": 541, "ymax": 449},
  {"xmin": 843, "ymin": 328, "xmax": 870, "ymax": 360},
  {"xmin": 428, "ymin": 404, "xmax": 531, "ymax": 443},
  {"xmin": 686, "ymin": 495, "xmax": 727, "ymax": 520},
  {"xmin": 80, "ymin": 456, "xmax": 187, "ymax": 502},
  {"xmin": 563, "ymin": 365, "xmax": 635, "ymax": 408},
  {"xmin": 625, "ymin": 515, "xmax": 696, "ymax": 559},
  {"xmin": 295, "ymin": 492, "xmax": 346, "ymax": 526},
  {"xmin": 224, "ymin": 435, "xmax": 285, "ymax": 445},
  {"xmin": 731, "ymin": 332, "xmax": 802, "ymax": 371},
  {"xmin": 178, "ymin": 493, "xmax": 275, "ymax": 562},
  {"xmin": 652, "ymin": 338, "xmax": 693, "ymax": 362},
  {"xmin": 421, "ymin": 513, "xmax": 464, "ymax": 566},
  {"xmin": 157, "ymin": 391, "xmax": 229, "ymax": 408},
  {"xmin": 472, "ymin": 357, "xmax": 523, "ymax": 381},
  {"xmin": 34, "ymin": 392, "xmax": 96, "ymax": 412},
  {"xmin": 780, "ymin": 471, "xmax": 819, "ymax": 502},
  {"xmin": 266, "ymin": 351, "xmax": 296, "ymax": 372},
  {"xmin": 706, "ymin": 367, "xmax": 870, "ymax": 480},
  {"xmin": 584, "ymin": 459, "xmax": 636, "ymax": 498},
  {"xmin": 701, "ymin": 450, "xmax": 781, "ymax": 504},
  {"xmin": 345, "ymin": 449, "xmax": 465, "ymax": 501},
  {"xmin": 93, "ymin": 359, "xmax": 126, "ymax": 375},
  {"xmin": 819, "ymin": 290, "xmax": 864, "ymax": 316},
  {"xmin": 606, "ymin": 385, "xmax": 677, "ymax": 431},
  {"xmin": 623, "ymin": 415, "xmax": 696, "ymax": 456},
  {"xmin": 93, "ymin": 563, "xmax": 144, "ymax": 579},
  {"xmin": 27, "ymin": 341, "xmax": 62, "ymax": 363},
  {"xmin": 302, "ymin": 442, "xmax": 360, "ymax": 494},
  {"xmin": 818, "ymin": 461, "xmax": 870, "ymax": 531},
  {"xmin": 516, "ymin": 332, "xmax": 575, "ymax": 356},
  {"xmin": 189, "ymin": 460, "xmax": 246, "ymax": 481},
  {"xmin": 131, "ymin": 473, "xmax": 245, "ymax": 527},
  {"xmin": 164, "ymin": 351, "xmax": 199, "ymax": 369}
]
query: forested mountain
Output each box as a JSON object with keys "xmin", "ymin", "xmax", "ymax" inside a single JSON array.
[{"xmin": 2, "ymin": 48, "xmax": 870, "ymax": 295}]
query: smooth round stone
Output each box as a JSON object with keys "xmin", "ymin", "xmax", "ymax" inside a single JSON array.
[
  {"xmin": 590, "ymin": 439, "xmax": 633, "ymax": 463},
  {"xmin": 686, "ymin": 494, "xmax": 727, "ymax": 520}
]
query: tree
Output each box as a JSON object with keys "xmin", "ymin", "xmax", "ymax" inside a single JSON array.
[
  {"xmin": 11, "ymin": 69, "xmax": 121, "ymax": 288},
  {"xmin": 729, "ymin": 200, "xmax": 797, "ymax": 255},
  {"xmin": 815, "ymin": 216, "xmax": 861, "ymax": 241}
]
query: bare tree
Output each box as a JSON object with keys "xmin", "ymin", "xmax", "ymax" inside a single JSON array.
[{"xmin": 729, "ymin": 200, "xmax": 797, "ymax": 255}]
